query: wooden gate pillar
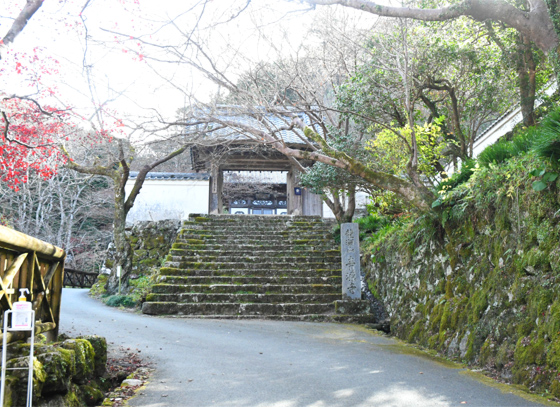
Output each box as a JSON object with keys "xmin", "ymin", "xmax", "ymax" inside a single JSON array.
[
  {"xmin": 209, "ymin": 164, "xmax": 224, "ymax": 214},
  {"xmin": 287, "ymin": 167, "xmax": 302, "ymax": 216}
]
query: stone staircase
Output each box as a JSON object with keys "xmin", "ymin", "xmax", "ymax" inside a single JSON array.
[{"xmin": 142, "ymin": 214, "xmax": 375, "ymax": 322}]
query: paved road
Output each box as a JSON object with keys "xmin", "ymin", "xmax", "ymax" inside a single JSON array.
[{"xmin": 60, "ymin": 288, "xmax": 546, "ymax": 407}]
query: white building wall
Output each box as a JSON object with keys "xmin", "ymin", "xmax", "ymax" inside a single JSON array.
[
  {"xmin": 125, "ymin": 179, "xmax": 209, "ymax": 224},
  {"xmin": 472, "ymin": 81, "xmax": 558, "ymax": 158},
  {"xmin": 322, "ymin": 190, "xmax": 369, "ymax": 219}
]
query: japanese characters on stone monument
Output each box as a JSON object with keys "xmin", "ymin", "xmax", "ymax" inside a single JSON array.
[{"xmin": 340, "ymin": 223, "xmax": 361, "ymax": 300}]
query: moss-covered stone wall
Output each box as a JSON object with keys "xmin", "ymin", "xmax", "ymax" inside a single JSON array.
[
  {"xmin": 3, "ymin": 335, "xmax": 107, "ymax": 407},
  {"xmin": 104, "ymin": 220, "xmax": 180, "ymax": 277},
  {"xmin": 364, "ymin": 154, "xmax": 560, "ymax": 397},
  {"xmin": 128, "ymin": 220, "xmax": 180, "ymax": 276}
]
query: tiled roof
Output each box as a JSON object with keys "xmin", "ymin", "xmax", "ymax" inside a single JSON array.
[
  {"xmin": 224, "ymin": 171, "xmax": 287, "ymax": 184},
  {"xmin": 129, "ymin": 171, "xmax": 210, "ymax": 180},
  {"xmin": 195, "ymin": 106, "xmax": 322, "ymax": 145}
]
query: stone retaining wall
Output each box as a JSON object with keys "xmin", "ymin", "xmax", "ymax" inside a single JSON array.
[
  {"xmin": 104, "ymin": 220, "xmax": 181, "ymax": 277},
  {"xmin": 3, "ymin": 335, "xmax": 107, "ymax": 406},
  {"xmin": 363, "ymin": 172, "xmax": 560, "ymax": 397}
]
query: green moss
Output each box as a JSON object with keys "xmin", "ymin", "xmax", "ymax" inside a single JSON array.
[
  {"xmin": 62, "ymin": 339, "xmax": 95, "ymax": 382},
  {"xmin": 3, "ymin": 376, "xmax": 18, "ymax": 407},
  {"xmin": 479, "ymin": 338, "xmax": 495, "ymax": 366},
  {"xmin": 79, "ymin": 384, "xmax": 105, "ymax": 406},
  {"xmin": 430, "ymin": 302, "xmax": 444, "ymax": 331},
  {"xmin": 133, "ymin": 249, "xmax": 147, "ymax": 259},
  {"xmin": 445, "ymin": 277, "xmax": 453, "ymax": 299},
  {"xmin": 64, "ymin": 384, "xmax": 83, "ymax": 406},
  {"xmin": 464, "ymin": 332, "xmax": 475, "ymax": 361},
  {"xmin": 513, "ymin": 336, "xmax": 545, "ymax": 383},
  {"xmin": 195, "ymin": 217, "xmax": 210, "ymax": 222},
  {"xmin": 139, "ymin": 258, "xmax": 159, "ymax": 267},
  {"xmin": 469, "ymin": 289, "xmax": 488, "ymax": 324},
  {"xmin": 89, "ymin": 275, "xmax": 108, "ymax": 297},
  {"xmin": 78, "ymin": 336, "xmax": 107, "ymax": 376},
  {"xmin": 551, "ymin": 379, "xmax": 560, "ymax": 398},
  {"xmin": 37, "ymin": 349, "xmax": 75, "ymax": 393},
  {"xmin": 439, "ymin": 301, "xmax": 453, "ymax": 333},
  {"xmin": 407, "ymin": 321, "xmax": 422, "ymax": 342},
  {"xmin": 186, "ymin": 239, "xmax": 205, "ymax": 245}
]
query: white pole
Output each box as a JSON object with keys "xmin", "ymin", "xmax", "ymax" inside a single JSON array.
[{"xmin": 0, "ymin": 310, "xmax": 9, "ymax": 406}]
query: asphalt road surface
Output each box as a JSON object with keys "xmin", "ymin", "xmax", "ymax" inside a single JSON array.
[{"xmin": 59, "ymin": 288, "xmax": 547, "ymax": 407}]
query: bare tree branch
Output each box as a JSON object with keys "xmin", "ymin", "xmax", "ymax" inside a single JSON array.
[
  {"xmin": 301, "ymin": 0, "xmax": 558, "ymax": 53},
  {"xmin": 1, "ymin": 0, "xmax": 44, "ymax": 58}
]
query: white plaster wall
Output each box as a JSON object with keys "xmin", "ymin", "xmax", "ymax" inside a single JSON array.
[
  {"xmin": 322, "ymin": 191, "xmax": 369, "ymax": 219},
  {"xmin": 472, "ymin": 81, "xmax": 558, "ymax": 158},
  {"xmin": 125, "ymin": 179, "xmax": 209, "ymax": 224}
]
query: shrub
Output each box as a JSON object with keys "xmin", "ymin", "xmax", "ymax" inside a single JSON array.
[
  {"xmin": 438, "ymin": 159, "xmax": 476, "ymax": 192},
  {"xmin": 355, "ymin": 214, "xmax": 389, "ymax": 240},
  {"xmin": 478, "ymin": 138, "xmax": 515, "ymax": 167},
  {"xmin": 104, "ymin": 295, "xmax": 136, "ymax": 308},
  {"xmin": 533, "ymin": 107, "xmax": 560, "ymax": 168}
]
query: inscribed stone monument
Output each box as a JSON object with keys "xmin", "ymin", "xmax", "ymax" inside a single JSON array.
[{"xmin": 341, "ymin": 223, "xmax": 361, "ymax": 300}]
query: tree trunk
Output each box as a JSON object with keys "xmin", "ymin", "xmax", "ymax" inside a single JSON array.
[
  {"xmin": 517, "ymin": 34, "xmax": 537, "ymax": 127},
  {"xmin": 323, "ymin": 186, "xmax": 357, "ymax": 224},
  {"xmin": 106, "ymin": 182, "xmax": 132, "ymax": 294}
]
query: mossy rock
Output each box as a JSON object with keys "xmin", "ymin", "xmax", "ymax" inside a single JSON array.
[
  {"xmin": 78, "ymin": 336, "xmax": 107, "ymax": 376},
  {"xmin": 2, "ymin": 375, "xmax": 19, "ymax": 407},
  {"xmin": 61, "ymin": 339, "xmax": 95, "ymax": 384},
  {"xmin": 90, "ymin": 275, "xmax": 108, "ymax": 297},
  {"xmin": 78, "ymin": 384, "xmax": 105, "ymax": 406},
  {"xmin": 551, "ymin": 379, "xmax": 560, "ymax": 398},
  {"xmin": 139, "ymin": 258, "xmax": 159, "ymax": 268},
  {"xmin": 6, "ymin": 356, "xmax": 47, "ymax": 405},
  {"xmin": 61, "ymin": 384, "xmax": 84, "ymax": 407},
  {"xmin": 513, "ymin": 336, "xmax": 545, "ymax": 383},
  {"xmin": 36, "ymin": 349, "xmax": 75, "ymax": 394}
]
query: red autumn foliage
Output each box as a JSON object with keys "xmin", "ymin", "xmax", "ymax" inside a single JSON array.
[{"xmin": 0, "ymin": 98, "xmax": 67, "ymax": 190}]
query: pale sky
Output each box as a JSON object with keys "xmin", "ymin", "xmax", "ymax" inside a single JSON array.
[{"xmin": 1, "ymin": 0, "xmax": 375, "ymax": 141}]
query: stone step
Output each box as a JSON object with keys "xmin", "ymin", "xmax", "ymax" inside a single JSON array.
[
  {"xmin": 156, "ymin": 275, "xmax": 342, "ymax": 286},
  {"xmin": 142, "ymin": 215, "xmax": 377, "ymax": 323},
  {"xmin": 185, "ymin": 215, "xmax": 323, "ymax": 222},
  {"xmin": 163, "ymin": 261, "xmax": 341, "ymax": 271},
  {"xmin": 168, "ymin": 248, "xmax": 340, "ymax": 257},
  {"xmin": 176, "ymin": 236, "xmax": 334, "ymax": 245},
  {"xmin": 177, "ymin": 234, "xmax": 333, "ymax": 242},
  {"xmin": 183, "ymin": 221, "xmax": 325, "ymax": 229},
  {"xmin": 148, "ymin": 314, "xmax": 378, "ymax": 323},
  {"xmin": 159, "ymin": 267, "xmax": 341, "ymax": 278},
  {"xmin": 142, "ymin": 302, "xmax": 335, "ymax": 316},
  {"xmin": 147, "ymin": 293, "xmax": 341, "ymax": 304},
  {"xmin": 166, "ymin": 254, "xmax": 341, "ymax": 264},
  {"xmin": 178, "ymin": 225, "xmax": 332, "ymax": 237},
  {"xmin": 151, "ymin": 283, "xmax": 340, "ymax": 294},
  {"xmin": 171, "ymin": 243, "xmax": 339, "ymax": 251},
  {"xmin": 180, "ymin": 224, "xmax": 331, "ymax": 232}
]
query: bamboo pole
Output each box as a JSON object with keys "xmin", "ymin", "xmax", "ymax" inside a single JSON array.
[
  {"xmin": 0, "ymin": 226, "xmax": 65, "ymax": 260},
  {"xmin": 0, "ymin": 322, "xmax": 56, "ymax": 345}
]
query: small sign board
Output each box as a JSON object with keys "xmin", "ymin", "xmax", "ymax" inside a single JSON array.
[{"xmin": 12, "ymin": 302, "xmax": 32, "ymax": 330}]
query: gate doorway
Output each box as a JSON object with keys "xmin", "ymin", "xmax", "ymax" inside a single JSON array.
[{"xmin": 224, "ymin": 171, "xmax": 287, "ymax": 215}]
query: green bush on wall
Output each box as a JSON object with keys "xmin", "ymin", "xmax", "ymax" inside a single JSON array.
[{"xmin": 104, "ymin": 295, "xmax": 136, "ymax": 308}]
